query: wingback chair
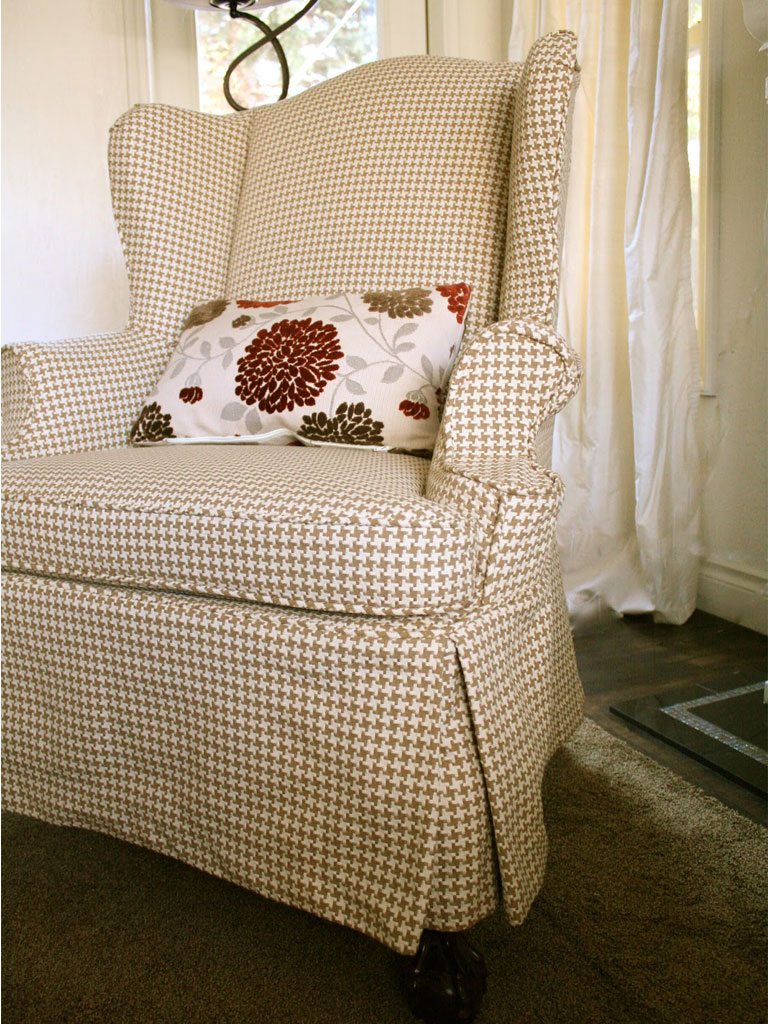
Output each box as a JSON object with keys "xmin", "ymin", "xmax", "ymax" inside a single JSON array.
[{"xmin": 2, "ymin": 31, "xmax": 582, "ymax": 1024}]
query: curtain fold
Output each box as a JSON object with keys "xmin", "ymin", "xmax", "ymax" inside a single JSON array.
[{"xmin": 510, "ymin": 0, "xmax": 701, "ymax": 626}]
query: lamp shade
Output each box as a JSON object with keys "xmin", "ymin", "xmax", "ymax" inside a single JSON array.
[{"xmin": 161, "ymin": 0, "xmax": 290, "ymax": 11}]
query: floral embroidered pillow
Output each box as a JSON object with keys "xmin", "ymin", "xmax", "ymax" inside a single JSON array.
[{"xmin": 130, "ymin": 285, "xmax": 470, "ymax": 452}]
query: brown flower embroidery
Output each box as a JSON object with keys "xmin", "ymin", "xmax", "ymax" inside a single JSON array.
[
  {"xmin": 436, "ymin": 283, "xmax": 471, "ymax": 325},
  {"xmin": 236, "ymin": 299, "xmax": 294, "ymax": 309},
  {"xmin": 234, "ymin": 317, "xmax": 343, "ymax": 413},
  {"xmin": 362, "ymin": 288, "xmax": 433, "ymax": 319},
  {"xmin": 399, "ymin": 399, "xmax": 430, "ymax": 421},
  {"xmin": 299, "ymin": 402, "xmax": 385, "ymax": 446},
  {"xmin": 179, "ymin": 386, "xmax": 203, "ymax": 404},
  {"xmin": 131, "ymin": 402, "xmax": 175, "ymax": 443},
  {"xmin": 435, "ymin": 386, "xmax": 446, "ymax": 419},
  {"xmin": 181, "ymin": 298, "xmax": 228, "ymax": 331}
]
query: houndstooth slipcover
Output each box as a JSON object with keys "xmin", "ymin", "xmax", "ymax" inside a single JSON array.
[{"xmin": 2, "ymin": 32, "xmax": 583, "ymax": 954}]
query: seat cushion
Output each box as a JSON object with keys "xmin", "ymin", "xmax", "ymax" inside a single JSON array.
[{"xmin": 2, "ymin": 445, "xmax": 481, "ymax": 616}]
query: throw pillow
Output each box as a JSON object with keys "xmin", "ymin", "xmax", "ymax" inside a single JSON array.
[{"xmin": 130, "ymin": 285, "xmax": 470, "ymax": 452}]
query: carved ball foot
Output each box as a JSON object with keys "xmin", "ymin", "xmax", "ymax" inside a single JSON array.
[{"xmin": 404, "ymin": 929, "xmax": 487, "ymax": 1024}]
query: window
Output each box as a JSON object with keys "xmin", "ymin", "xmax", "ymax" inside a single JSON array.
[
  {"xmin": 195, "ymin": 0, "xmax": 378, "ymax": 114},
  {"xmin": 687, "ymin": 0, "xmax": 722, "ymax": 395}
]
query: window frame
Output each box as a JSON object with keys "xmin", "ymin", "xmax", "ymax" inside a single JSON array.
[
  {"xmin": 144, "ymin": 0, "xmax": 427, "ymax": 113},
  {"xmin": 689, "ymin": 0, "xmax": 723, "ymax": 397}
]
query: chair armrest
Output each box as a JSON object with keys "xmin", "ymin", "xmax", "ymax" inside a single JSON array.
[
  {"xmin": 427, "ymin": 453, "xmax": 564, "ymax": 609},
  {"xmin": 1, "ymin": 329, "xmax": 171, "ymax": 460},
  {"xmin": 438, "ymin": 318, "xmax": 582, "ymax": 462}
]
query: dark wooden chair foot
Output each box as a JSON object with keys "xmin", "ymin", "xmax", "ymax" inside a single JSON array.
[{"xmin": 404, "ymin": 929, "xmax": 487, "ymax": 1024}]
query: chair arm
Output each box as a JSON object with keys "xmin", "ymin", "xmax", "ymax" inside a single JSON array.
[
  {"xmin": 427, "ymin": 453, "xmax": 564, "ymax": 609},
  {"xmin": 438, "ymin": 318, "xmax": 582, "ymax": 462},
  {"xmin": 1, "ymin": 329, "xmax": 171, "ymax": 460}
]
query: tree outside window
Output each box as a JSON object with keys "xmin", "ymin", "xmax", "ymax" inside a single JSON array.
[{"xmin": 196, "ymin": 0, "xmax": 378, "ymax": 114}]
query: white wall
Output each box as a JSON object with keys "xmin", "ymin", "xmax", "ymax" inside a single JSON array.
[
  {"xmin": 1, "ymin": 0, "xmax": 133, "ymax": 343},
  {"xmin": 696, "ymin": 5, "xmax": 768, "ymax": 634}
]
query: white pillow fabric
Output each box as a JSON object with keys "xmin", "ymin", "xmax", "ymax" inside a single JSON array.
[{"xmin": 130, "ymin": 286, "xmax": 470, "ymax": 452}]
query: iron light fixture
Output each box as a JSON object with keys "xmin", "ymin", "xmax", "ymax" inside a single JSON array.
[{"xmin": 163, "ymin": 0, "xmax": 321, "ymax": 110}]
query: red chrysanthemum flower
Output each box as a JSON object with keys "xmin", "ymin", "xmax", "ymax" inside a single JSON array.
[
  {"xmin": 399, "ymin": 399, "xmax": 430, "ymax": 421},
  {"xmin": 234, "ymin": 317, "xmax": 343, "ymax": 413},
  {"xmin": 179, "ymin": 386, "xmax": 203, "ymax": 404},
  {"xmin": 436, "ymin": 282, "xmax": 471, "ymax": 325}
]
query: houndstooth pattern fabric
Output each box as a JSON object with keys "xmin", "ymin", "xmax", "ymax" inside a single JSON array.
[
  {"xmin": 498, "ymin": 30, "xmax": 579, "ymax": 324},
  {"xmin": 435, "ymin": 319, "xmax": 583, "ymax": 470},
  {"xmin": 226, "ymin": 56, "xmax": 523, "ymax": 346},
  {"xmin": 2, "ymin": 34, "xmax": 585, "ymax": 954},
  {"xmin": 426, "ymin": 453, "xmax": 566, "ymax": 608},
  {"xmin": 109, "ymin": 105, "xmax": 251, "ymax": 338},
  {"xmin": 1, "ymin": 572, "xmax": 500, "ymax": 953},
  {"xmin": 452, "ymin": 552, "xmax": 583, "ymax": 923},
  {"xmin": 2, "ymin": 565, "xmax": 579, "ymax": 951},
  {"xmin": 1, "ymin": 330, "xmax": 173, "ymax": 461},
  {"xmin": 2, "ymin": 445, "xmax": 482, "ymax": 617}
]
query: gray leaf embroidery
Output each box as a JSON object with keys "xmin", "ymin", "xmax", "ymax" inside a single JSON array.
[
  {"xmin": 168, "ymin": 357, "xmax": 187, "ymax": 380},
  {"xmin": 381, "ymin": 364, "xmax": 404, "ymax": 383},
  {"xmin": 221, "ymin": 402, "xmax": 248, "ymax": 422},
  {"xmin": 393, "ymin": 322, "xmax": 418, "ymax": 342},
  {"xmin": 245, "ymin": 408, "xmax": 263, "ymax": 434}
]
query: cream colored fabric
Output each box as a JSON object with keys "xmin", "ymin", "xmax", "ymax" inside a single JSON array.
[
  {"xmin": 1, "ymin": 572, "xmax": 496, "ymax": 952},
  {"xmin": 131, "ymin": 289, "xmax": 468, "ymax": 451},
  {"xmin": 227, "ymin": 55, "xmax": 522, "ymax": 347},
  {"xmin": 498, "ymin": 30, "xmax": 579, "ymax": 325},
  {"xmin": 510, "ymin": 3, "xmax": 701, "ymax": 625},
  {"xmin": 3, "ymin": 445, "xmax": 481, "ymax": 616},
  {"xmin": 435, "ymin": 318, "xmax": 582, "ymax": 465},
  {"xmin": 2, "ymin": 102, "xmax": 253, "ymax": 462},
  {"xmin": 1, "ymin": 35, "xmax": 584, "ymax": 955},
  {"xmin": 109, "ymin": 104, "xmax": 251, "ymax": 338},
  {"xmin": 1, "ymin": 330, "xmax": 172, "ymax": 461},
  {"xmin": 428, "ymin": 457, "xmax": 565, "ymax": 610},
  {"xmin": 2, "ymin": 566, "xmax": 581, "ymax": 952}
]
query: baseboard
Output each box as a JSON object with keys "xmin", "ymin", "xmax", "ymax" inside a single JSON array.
[{"xmin": 697, "ymin": 558, "xmax": 768, "ymax": 635}]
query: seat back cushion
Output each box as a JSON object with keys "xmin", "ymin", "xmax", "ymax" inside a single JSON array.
[{"xmin": 226, "ymin": 56, "xmax": 522, "ymax": 347}]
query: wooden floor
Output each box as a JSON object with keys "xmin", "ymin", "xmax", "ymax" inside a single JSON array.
[{"xmin": 573, "ymin": 609, "xmax": 767, "ymax": 825}]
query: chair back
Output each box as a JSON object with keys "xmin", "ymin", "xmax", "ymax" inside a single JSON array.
[{"xmin": 110, "ymin": 33, "xmax": 577, "ymax": 347}]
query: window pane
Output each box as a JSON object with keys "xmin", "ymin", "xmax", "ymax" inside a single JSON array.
[{"xmin": 196, "ymin": 0, "xmax": 378, "ymax": 114}]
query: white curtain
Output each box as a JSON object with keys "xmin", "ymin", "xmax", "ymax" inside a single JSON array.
[{"xmin": 510, "ymin": 0, "xmax": 701, "ymax": 626}]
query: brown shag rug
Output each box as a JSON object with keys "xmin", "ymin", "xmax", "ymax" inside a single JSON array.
[{"xmin": 3, "ymin": 719, "xmax": 766, "ymax": 1024}]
